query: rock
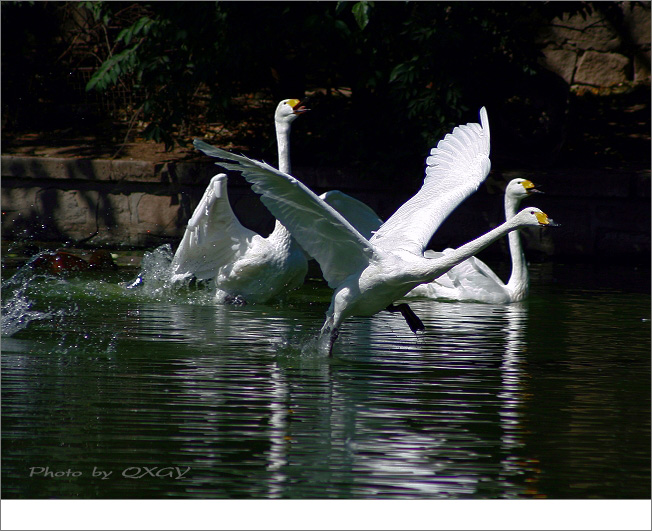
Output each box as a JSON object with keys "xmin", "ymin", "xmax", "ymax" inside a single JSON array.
[
  {"xmin": 136, "ymin": 194, "xmax": 181, "ymax": 231},
  {"xmin": 574, "ymin": 51, "xmax": 630, "ymax": 86},
  {"xmin": 622, "ymin": 2, "xmax": 651, "ymax": 47},
  {"xmin": 543, "ymin": 10, "xmax": 621, "ymax": 52},
  {"xmin": 634, "ymin": 51, "xmax": 651, "ymax": 84},
  {"xmin": 541, "ymin": 47, "xmax": 578, "ymax": 84}
]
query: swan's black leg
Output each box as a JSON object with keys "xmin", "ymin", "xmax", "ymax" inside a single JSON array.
[
  {"xmin": 318, "ymin": 330, "xmax": 339, "ymax": 356},
  {"xmin": 318, "ymin": 320, "xmax": 339, "ymax": 356},
  {"xmin": 327, "ymin": 328, "xmax": 339, "ymax": 356},
  {"xmin": 386, "ymin": 303, "xmax": 425, "ymax": 334}
]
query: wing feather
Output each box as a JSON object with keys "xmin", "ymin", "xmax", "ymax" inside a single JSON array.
[
  {"xmin": 170, "ymin": 174, "xmax": 258, "ymax": 281},
  {"xmin": 319, "ymin": 190, "xmax": 383, "ymax": 239},
  {"xmin": 193, "ymin": 140, "xmax": 375, "ymax": 288},
  {"xmin": 370, "ymin": 107, "xmax": 491, "ymax": 255}
]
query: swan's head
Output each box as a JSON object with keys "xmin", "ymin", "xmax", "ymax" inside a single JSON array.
[
  {"xmin": 513, "ymin": 207, "xmax": 558, "ymax": 227},
  {"xmin": 506, "ymin": 178, "xmax": 541, "ymax": 200},
  {"xmin": 275, "ymin": 99, "xmax": 309, "ymax": 125}
]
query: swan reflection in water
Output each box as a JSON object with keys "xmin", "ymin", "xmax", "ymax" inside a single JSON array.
[
  {"xmin": 135, "ymin": 301, "xmax": 329, "ymax": 496},
  {"xmin": 145, "ymin": 294, "xmax": 543, "ymax": 498},
  {"xmin": 3, "ymin": 248, "xmax": 542, "ymax": 497},
  {"xmin": 341, "ymin": 299, "xmax": 542, "ymax": 497}
]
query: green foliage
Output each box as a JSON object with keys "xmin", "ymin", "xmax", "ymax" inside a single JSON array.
[
  {"xmin": 12, "ymin": 1, "xmax": 588, "ymax": 165},
  {"xmin": 79, "ymin": 0, "xmax": 109, "ymax": 25},
  {"xmin": 85, "ymin": 46, "xmax": 141, "ymax": 92},
  {"xmin": 351, "ymin": 1, "xmax": 373, "ymax": 30}
]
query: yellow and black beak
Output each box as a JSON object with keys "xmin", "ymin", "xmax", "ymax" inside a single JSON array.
[
  {"xmin": 288, "ymin": 99, "xmax": 309, "ymax": 114},
  {"xmin": 523, "ymin": 180, "xmax": 542, "ymax": 194},
  {"xmin": 535, "ymin": 211, "xmax": 559, "ymax": 227}
]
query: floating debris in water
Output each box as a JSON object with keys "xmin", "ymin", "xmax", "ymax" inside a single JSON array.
[{"xmin": 27, "ymin": 249, "xmax": 117, "ymax": 274}]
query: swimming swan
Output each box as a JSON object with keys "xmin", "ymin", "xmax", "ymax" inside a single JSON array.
[
  {"xmin": 193, "ymin": 108, "xmax": 557, "ymax": 353},
  {"xmin": 169, "ymin": 99, "xmax": 309, "ymax": 303},
  {"xmin": 406, "ymin": 178, "xmax": 543, "ymax": 303},
  {"xmin": 170, "ymin": 99, "xmax": 384, "ymax": 304}
]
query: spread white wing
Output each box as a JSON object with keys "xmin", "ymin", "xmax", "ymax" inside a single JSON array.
[
  {"xmin": 319, "ymin": 190, "xmax": 383, "ymax": 240},
  {"xmin": 170, "ymin": 174, "xmax": 258, "ymax": 282},
  {"xmin": 370, "ymin": 107, "xmax": 491, "ymax": 255},
  {"xmin": 193, "ymin": 140, "xmax": 375, "ymax": 289}
]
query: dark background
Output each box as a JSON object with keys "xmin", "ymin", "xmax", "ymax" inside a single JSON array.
[
  {"xmin": 2, "ymin": 2, "xmax": 649, "ymax": 181},
  {"xmin": 1, "ymin": 1, "xmax": 650, "ymax": 266}
]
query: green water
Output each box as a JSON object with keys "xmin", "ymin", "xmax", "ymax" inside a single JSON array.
[{"xmin": 1, "ymin": 263, "xmax": 650, "ymax": 499}]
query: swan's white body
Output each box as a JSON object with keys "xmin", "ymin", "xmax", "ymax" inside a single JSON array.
[
  {"xmin": 170, "ymin": 99, "xmax": 308, "ymax": 303},
  {"xmin": 193, "ymin": 108, "xmax": 556, "ymax": 353},
  {"xmin": 406, "ymin": 179, "xmax": 541, "ymax": 303},
  {"xmin": 169, "ymin": 99, "xmax": 381, "ymax": 303}
]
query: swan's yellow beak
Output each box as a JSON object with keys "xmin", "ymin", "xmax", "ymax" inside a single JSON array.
[
  {"xmin": 289, "ymin": 99, "xmax": 309, "ymax": 114},
  {"xmin": 523, "ymin": 180, "xmax": 542, "ymax": 194},
  {"xmin": 535, "ymin": 211, "xmax": 558, "ymax": 226}
]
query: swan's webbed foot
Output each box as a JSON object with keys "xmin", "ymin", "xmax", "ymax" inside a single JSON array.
[{"xmin": 386, "ymin": 303, "xmax": 425, "ymax": 334}]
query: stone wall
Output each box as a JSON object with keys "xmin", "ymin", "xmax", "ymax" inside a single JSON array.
[
  {"xmin": 2, "ymin": 3, "xmax": 650, "ymax": 264},
  {"xmin": 0, "ymin": 155, "xmax": 392, "ymax": 249},
  {"xmin": 539, "ymin": 2, "xmax": 651, "ymax": 91},
  {"xmin": 2, "ymin": 155, "xmax": 649, "ymax": 264},
  {"xmin": 2, "ymin": 156, "xmax": 215, "ymax": 248}
]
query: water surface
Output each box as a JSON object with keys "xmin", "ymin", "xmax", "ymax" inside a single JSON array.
[{"xmin": 1, "ymin": 262, "xmax": 650, "ymax": 499}]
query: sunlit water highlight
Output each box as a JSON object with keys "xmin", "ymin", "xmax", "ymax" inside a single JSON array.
[{"xmin": 1, "ymin": 257, "xmax": 650, "ymax": 499}]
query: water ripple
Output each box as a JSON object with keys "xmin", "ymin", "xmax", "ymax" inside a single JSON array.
[{"xmin": 1, "ymin": 263, "xmax": 649, "ymax": 499}]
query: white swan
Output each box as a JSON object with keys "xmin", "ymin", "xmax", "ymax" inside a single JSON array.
[
  {"xmin": 193, "ymin": 107, "xmax": 557, "ymax": 354},
  {"xmin": 169, "ymin": 99, "xmax": 384, "ymax": 304},
  {"xmin": 405, "ymin": 178, "xmax": 542, "ymax": 303},
  {"xmin": 169, "ymin": 99, "xmax": 309, "ymax": 303}
]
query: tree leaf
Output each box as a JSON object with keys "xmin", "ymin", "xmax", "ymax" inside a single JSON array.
[{"xmin": 352, "ymin": 1, "xmax": 371, "ymax": 30}]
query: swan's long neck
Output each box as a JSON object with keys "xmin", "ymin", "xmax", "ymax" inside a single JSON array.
[
  {"xmin": 270, "ymin": 119, "xmax": 294, "ymax": 245},
  {"xmin": 275, "ymin": 120, "xmax": 292, "ymax": 174},
  {"xmin": 504, "ymin": 193, "xmax": 528, "ymax": 300},
  {"xmin": 424, "ymin": 218, "xmax": 524, "ymax": 282}
]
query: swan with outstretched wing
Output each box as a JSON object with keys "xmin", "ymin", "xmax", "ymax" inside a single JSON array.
[
  {"xmin": 193, "ymin": 108, "xmax": 557, "ymax": 353},
  {"xmin": 169, "ymin": 99, "xmax": 308, "ymax": 303},
  {"xmin": 169, "ymin": 99, "xmax": 385, "ymax": 304}
]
